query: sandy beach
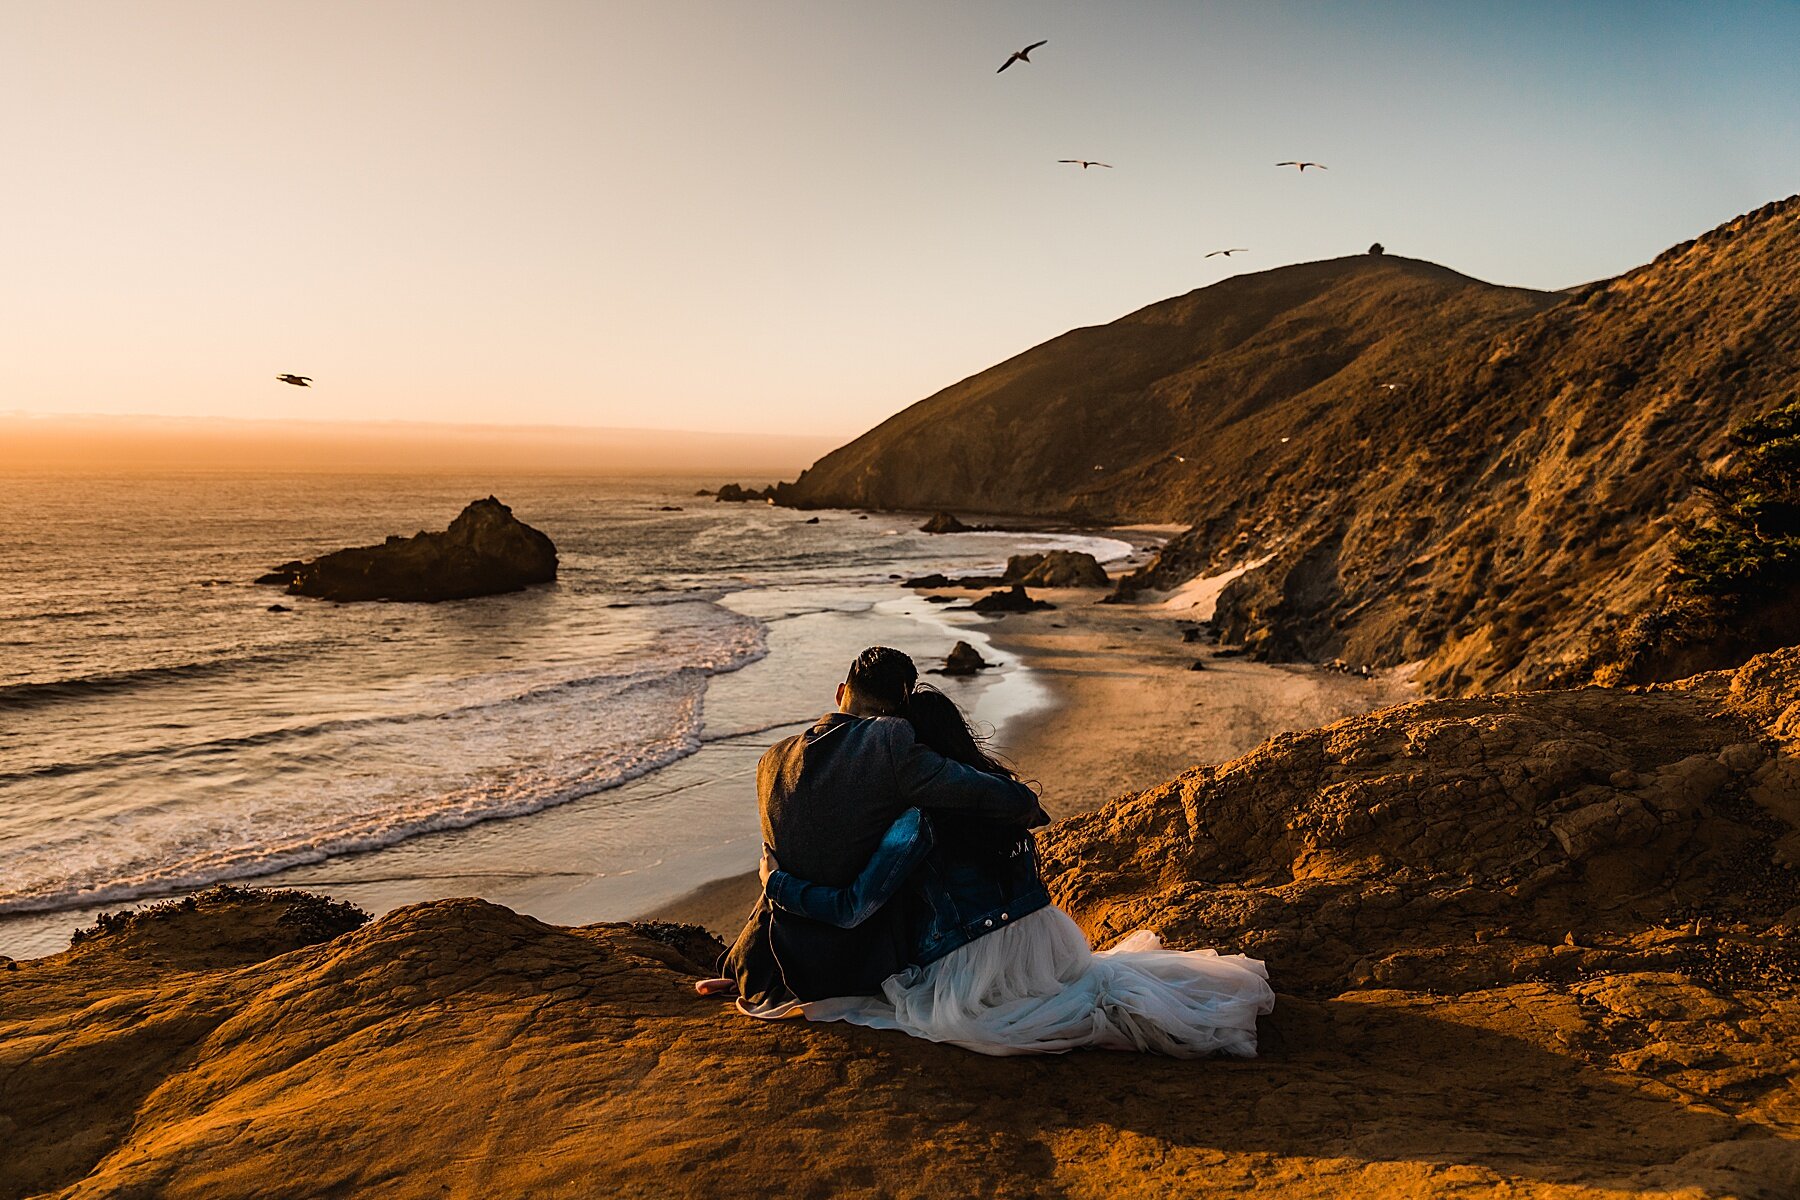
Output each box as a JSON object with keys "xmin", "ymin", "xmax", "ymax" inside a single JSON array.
[{"xmin": 646, "ymin": 578, "xmax": 1413, "ymax": 936}]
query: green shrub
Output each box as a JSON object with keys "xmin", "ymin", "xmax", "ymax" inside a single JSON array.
[{"xmin": 1673, "ymin": 397, "xmax": 1800, "ymax": 601}]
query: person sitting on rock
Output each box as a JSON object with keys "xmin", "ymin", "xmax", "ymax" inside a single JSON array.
[
  {"xmin": 696, "ymin": 647, "xmax": 1042, "ymax": 1016},
  {"xmin": 753, "ymin": 685, "xmax": 1277, "ymax": 1057}
]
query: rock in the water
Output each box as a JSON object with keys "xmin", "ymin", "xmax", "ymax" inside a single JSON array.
[
  {"xmin": 957, "ymin": 584, "xmax": 1055, "ymax": 614},
  {"xmin": 713, "ymin": 483, "xmax": 773, "ymax": 503},
  {"xmin": 266, "ymin": 603, "xmax": 292, "ymax": 613},
  {"xmin": 934, "ymin": 641, "xmax": 995, "ymax": 675},
  {"xmin": 1005, "ymin": 551, "xmax": 1109, "ymax": 588},
  {"xmin": 1187, "ymin": 659, "xmax": 1206, "ymax": 671},
  {"xmin": 920, "ymin": 511, "xmax": 973, "ymax": 534},
  {"xmin": 258, "ymin": 497, "xmax": 557, "ymax": 603},
  {"xmin": 804, "ymin": 517, "xmax": 820, "ymax": 524}
]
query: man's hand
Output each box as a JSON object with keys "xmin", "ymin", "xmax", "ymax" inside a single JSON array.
[{"xmin": 759, "ymin": 843, "xmax": 779, "ymax": 887}]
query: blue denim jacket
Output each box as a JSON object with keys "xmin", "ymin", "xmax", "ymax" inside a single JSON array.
[{"xmin": 765, "ymin": 806, "xmax": 1051, "ymax": 967}]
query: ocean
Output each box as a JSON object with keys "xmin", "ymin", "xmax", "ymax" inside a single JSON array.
[{"xmin": 0, "ymin": 473, "xmax": 1133, "ymax": 957}]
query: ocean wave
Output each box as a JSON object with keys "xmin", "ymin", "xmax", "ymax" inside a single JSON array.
[
  {"xmin": 0, "ymin": 649, "xmax": 312, "ymax": 711},
  {"xmin": 0, "ymin": 669, "xmax": 723, "ymax": 916},
  {"xmin": 0, "ymin": 637, "xmax": 768, "ymax": 787}
]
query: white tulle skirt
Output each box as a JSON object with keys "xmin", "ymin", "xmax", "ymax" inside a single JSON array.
[{"xmin": 802, "ymin": 906, "xmax": 1275, "ymax": 1058}]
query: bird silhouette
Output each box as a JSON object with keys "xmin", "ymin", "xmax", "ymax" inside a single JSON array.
[
  {"xmin": 1206, "ymin": 248, "xmax": 1248, "ymax": 258},
  {"xmin": 997, "ymin": 40, "xmax": 1047, "ymax": 72},
  {"xmin": 1276, "ymin": 161, "xmax": 1328, "ymax": 172},
  {"xmin": 1058, "ymin": 159, "xmax": 1112, "ymax": 170},
  {"xmin": 276, "ymin": 374, "xmax": 312, "ymax": 387}
]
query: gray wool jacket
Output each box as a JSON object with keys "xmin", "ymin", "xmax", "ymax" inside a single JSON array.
[{"xmin": 758, "ymin": 712, "xmax": 1040, "ymax": 888}]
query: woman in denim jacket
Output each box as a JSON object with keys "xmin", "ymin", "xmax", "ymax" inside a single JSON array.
[{"xmin": 762, "ymin": 685, "xmax": 1276, "ymax": 1058}]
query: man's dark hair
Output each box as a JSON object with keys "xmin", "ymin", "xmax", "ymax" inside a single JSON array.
[{"xmin": 845, "ymin": 646, "xmax": 917, "ymax": 715}]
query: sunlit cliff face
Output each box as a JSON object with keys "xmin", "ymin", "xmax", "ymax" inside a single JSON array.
[{"xmin": 0, "ymin": 415, "xmax": 834, "ymax": 477}]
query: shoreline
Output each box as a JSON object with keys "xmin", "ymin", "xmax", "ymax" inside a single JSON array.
[{"xmin": 644, "ymin": 579, "xmax": 1415, "ymax": 938}]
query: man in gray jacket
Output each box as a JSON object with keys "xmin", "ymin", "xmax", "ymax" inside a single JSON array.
[{"xmin": 711, "ymin": 646, "xmax": 1040, "ymax": 1016}]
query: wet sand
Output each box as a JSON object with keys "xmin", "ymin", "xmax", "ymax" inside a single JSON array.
[{"xmin": 646, "ymin": 583, "xmax": 1415, "ymax": 937}]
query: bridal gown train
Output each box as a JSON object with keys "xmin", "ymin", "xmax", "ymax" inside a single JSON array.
[{"xmin": 802, "ymin": 905, "xmax": 1275, "ymax": 1058}]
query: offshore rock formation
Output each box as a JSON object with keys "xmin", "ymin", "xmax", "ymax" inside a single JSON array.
[
  {"xmin": 257, "ymin": 497, "xmax": 556, "ymax": 603},
  {"xmin": 711, "ymin": 483, "xmax": 775, "ymax": 503},
  {"xmin": 9, "ymin": 649, "xmax": 1800, "ymax": 1197}
]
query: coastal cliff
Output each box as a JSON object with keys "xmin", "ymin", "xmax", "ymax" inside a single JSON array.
[
  {"xmin": 9, "ymin": 646, "xmax": 1800, "ymax": 1199},
  {"xmin": 778, "ymin": 197, "xmax": 1800, "ymax": 695}
]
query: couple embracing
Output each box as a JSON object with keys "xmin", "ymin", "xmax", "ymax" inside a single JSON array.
[{"xmin": 696, "ymin": 646, "xmax": 1275, "ymax": 1057}]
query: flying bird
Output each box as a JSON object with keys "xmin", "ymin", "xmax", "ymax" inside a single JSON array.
[
  {"xmin": 997, "ymin": 40, "xmax": 1047, "ymax": 72},
  {"xmin": 1276, "ymin": 161, "xmax": 1328, "ymax": 172},
  {"xmin": 276, "ymin": 374, "xmax": 312, "ymax": 387},
  {"xmin": 1058, "ymin": 159, "xmax": 1112, "ymax": 170},
  {"xmin": 1206, "ymin": 248, "xmax": 1248, "ymax": 258}
]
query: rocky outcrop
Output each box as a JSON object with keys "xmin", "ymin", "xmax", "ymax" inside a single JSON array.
[
  {"xmin": 10, "ymin": 652, "xmax": 1800, "ymax": 1198},
  {"xmin": 902, "ymin": 552, "xmax": 1108, "ymax": 591},
  {"xmin": 931, "ymin": 641, "xmax": 994, "ymax": 675},
  {"xmin": 920, "ymin": 511, "xmax": 974, "ymax": 533},
  {"xmin": 1007, "ymin": 550, "xmax": 1110, "ymax": 588},
  {"xmin": 956, "ymin": 584, "xmax": 1055, "ymax": 613},
  {"xmin": 712, "ymin": 483, "xmax": 775, "ymax": 503},
  {"xmin": 1041, "ymin": 647, "xmax": 1800, "ymax": 1001},
  {"xmin": 257, "ymin": 497, "xmax": 557, "ymax": 603}
]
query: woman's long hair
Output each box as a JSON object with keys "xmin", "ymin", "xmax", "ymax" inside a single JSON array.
[{"xmin": 906, "ymin": 684, "xmax": 1018, "ymax": 780}]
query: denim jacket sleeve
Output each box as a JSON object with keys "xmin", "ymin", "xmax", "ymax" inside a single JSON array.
[{"xmin": 764, "ymin": 808, "xmax": 935, "ymax": 928}]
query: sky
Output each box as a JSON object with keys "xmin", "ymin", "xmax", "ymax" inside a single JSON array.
[{"xmin": 3, "ymin": 0, "xmax": 1798, "ymax": 444}]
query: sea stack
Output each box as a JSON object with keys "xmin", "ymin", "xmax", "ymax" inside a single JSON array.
[{"xmin": 256, "ymin": 497, "xmax": 557, "ymax": 603}]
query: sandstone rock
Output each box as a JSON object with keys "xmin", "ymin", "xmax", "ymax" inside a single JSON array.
[
  {"xmin": 257, "ymin": 498, "xmax": 557, "ymax": 603},
  {"xmin": 932, "ymin": 641, "xmax": 994, "ymax": 675},
  {"xmin": 1004, "ymin": 550, "xmax": 1110, "ymax": 588},
  {"xmin": 920, "ymin": 511, "xmax": 973, "ymax": 533},
  {"xmin": 956, "ymin": 584, "xmax": 1055, "ymax": 614}
]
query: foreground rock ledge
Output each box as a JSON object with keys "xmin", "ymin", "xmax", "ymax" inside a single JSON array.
[
  {"xmin": 257, "ymin": 496, "xmax": 557, "ymax": 602},
  {"xmin": 8, "ymin": 652, "xmax": 1800, "ymax": 1197}
]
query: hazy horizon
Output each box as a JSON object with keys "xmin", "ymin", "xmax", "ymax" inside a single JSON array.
[
  {"xmin": 5, "ymin": 1, "xmax": 1798, "ymax": 446},
  {"xmin": 0, "ymin": 412, "xmax": 834, "ymax": 477}
]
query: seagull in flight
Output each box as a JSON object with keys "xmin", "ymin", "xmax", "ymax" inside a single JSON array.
[
  {"xmin": 275, "ymin": 374, "xmax": 312, "ymax": 387},
  {"xmin": 1206, "ymin": 248, "xmax": 1248, "ymax": 258},
  {"xmin": 997, "ymin": 40, "xmax": 1047, "ymax": 72},
  {"xmin": 1276, "ymin": 161, "xmax": 1328, "ymax": 172},
  {"xmin": 1058, "ymin": 159, "xmax": 1112, "ymax": 170}
]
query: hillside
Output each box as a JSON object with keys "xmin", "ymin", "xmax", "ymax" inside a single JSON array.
[
  {"xmin": 1153, "ymin": 195, "xmax": 1800, "ymax": 693},
  {"xmin": 781, "ymin": 196, "xmax": 1800, "ymax": 694},
  {"xmin": 775, "ymin": 254, "xmax": 1558, "ymax": 521},
  {"xmin": 8, "ymin": 648, "xmax": 1800, "ymax": 1199}
]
